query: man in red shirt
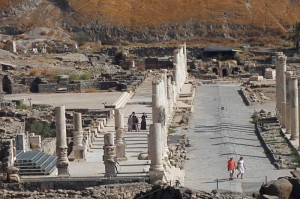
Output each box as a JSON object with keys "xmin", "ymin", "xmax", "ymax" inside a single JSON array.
[{"xmin": 228, "ymin": 156, "xmax": 236, "ymax": 180}]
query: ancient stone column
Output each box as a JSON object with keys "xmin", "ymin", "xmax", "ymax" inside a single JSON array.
[
  {"xmin": 115, "ymin": 108, "xmax": 126, "ymax": 160},
  {"xmin": 275, "ymin": 52, "xmax": 283, "ymax": 114},
  {"xmin": 278, "ymin": 54, "xmax": 287, "ymax": 127},
  {"xmin": 55, "ymin": 106, "xmax": 70, "ymax": 177},
  {"xmin": 103, "ymin": 133, "xmax": 116, "ymax": 177},
  {"xmin": 152, "ymin": 76, "xmax": 162, "ymax": 123},
  {"xmin": 285, "ymin": 72, "xmax": 293, "ymax": 134},
  {"xmin": 71, "ymin": 112, "xmax": 85, "ymax": 160},
  {"xmin": 148, "ymin": 124, "xmax": 164, "ymax": 184},
  {"xmin": 290, "ymin": 76, "xmax": 299, "ymax": 140}
]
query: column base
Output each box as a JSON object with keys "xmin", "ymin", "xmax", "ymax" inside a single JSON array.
[
  {"xmin": 115, "ymin": 143, "xmax": 127, "ymax": 161},
  {"xmin": 290, "ymin": 136, "xmax": 298, "ymax": 140},
  {"xmin": 104, "ymin": 162, "xmax": 117, "ymax": 177},
  {"xmin": 69, "ymin": 146, "xmax": 86, "ymax": 161},
  {"xmin": 149, "ymin": 170, "xmax": 165, "ymax": 185},
  {"xmin": 57, "ymin": 168, "xmax": 70, "ymax": 178}
]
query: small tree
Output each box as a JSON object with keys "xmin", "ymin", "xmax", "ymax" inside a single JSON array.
[{"xmin": 289, "ymin": 22, "xmax": 300, "ymax": 54}]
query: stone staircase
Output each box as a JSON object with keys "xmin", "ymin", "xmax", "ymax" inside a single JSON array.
[{"xmin": 14, "ymin": 150, "xmax": 57, "ymax": 175}]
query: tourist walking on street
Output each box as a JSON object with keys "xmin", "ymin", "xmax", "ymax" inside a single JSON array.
[
  {"xmin": 237, "ymin": 157, "xmax": 246, "ymax": 179},
  {"xmin": 128, "ymin": 113, "xmax": 133, "ymax": 132},
  {"xmin": 133, "ymin": 113, "xmax": 139, "ymax": 131},
  {"xmin": 141, "ymin": 112, "xmax": 147, "ymax": 130},
  {"xmin": 228, "ymin": 156, "xmax": 236, "ymax": 180}
]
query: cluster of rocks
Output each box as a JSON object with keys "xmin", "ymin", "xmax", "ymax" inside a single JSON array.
[
  {"xmin": 0, "ymin": 183, "xmax": 153, "ymax": 199},
  {"xmin": 260, "ymin": 170, "xmax": 300, "ymax": 199},
  {"xmin": 0, "ymin": 137, "xmax": 20, "ymax": 183},
  {"xmin": 168, "ymin": 140, "xmax": 187, "ymax": 169},
  {"xmin": 0, "ymin": 182, "xmax": 257, "ymax": 199},
  {"xmin": 256, "ymin": 116, "xmax": 300, "ymax": 169},
  {"xmin": 241, "ymin": 86, "xmax": 272, "ymax": 105}
]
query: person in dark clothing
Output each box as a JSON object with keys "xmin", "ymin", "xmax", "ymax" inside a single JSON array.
[
  {"xmin": 133, "ymin": 115, "xmax": 139, "ymax": 131},
  {"xmin": 141, "ymin": 113, "xmax": 147, "ymax": 130}
]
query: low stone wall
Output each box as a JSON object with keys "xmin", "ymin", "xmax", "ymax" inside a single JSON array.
[
  {"xmin": 11, "ymin": 84, "xmax": 28, "ymax": 94},
  {"xmin": 38, "ymin": 84, "xmax": 58, "ymax": 93},
  {"xmin": 238, "ymin": 88, "xmax": 252, "ymax": 106}
]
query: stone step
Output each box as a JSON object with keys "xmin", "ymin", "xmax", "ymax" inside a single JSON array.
[{"xmin": 15, "ymin": 151, "xmax": 57, "ymax": 175}]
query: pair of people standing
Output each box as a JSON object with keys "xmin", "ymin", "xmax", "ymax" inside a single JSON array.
[
  {"xmin": 227, "ymin": 156, "xmax": 246, "ymax": 180},
  {"xmin": 127, "ymin": 112, "xmax": 147, "ymax": 131}
]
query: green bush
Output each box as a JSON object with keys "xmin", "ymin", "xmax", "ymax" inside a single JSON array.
[
  {"xmin": 251, "ymin": 113, "xmax": 261, "ymax": 124},
  {"xmin": 32, "ymin": 104, "xmax": 51, "ymax": 109},
  {"xmin": 74, "ymin": 31, "xmax": 90, "ymax": 46},
  {"xmin": 79, "ymin": 73, "xmax": 91, "ymax": 80},
  {"xmin": 16, "ymin": 103, "xmax": 29, "ymax": 110},
  {"xmin": 29, "ymin": 120, "xmax": 53, "ymax": 138}
]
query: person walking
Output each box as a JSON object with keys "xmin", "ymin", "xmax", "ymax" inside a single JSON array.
[
  {"xmin": 237, "ymin": 157, "xmax": 246, "ymax": 179},
  {"xmin": 133, "ymin": 114, "xmax": 139, "ymax": 131},
  {"xmin": 128, "ymin": 113, "xmax": 133, "ymax": 132},
  {"xmin": 141, "ymin": 113, "xmax": 147, "ymax": 130},
  {"xmin": 228, "ymin": 156, "xmax": 236, "ymax": 180}
]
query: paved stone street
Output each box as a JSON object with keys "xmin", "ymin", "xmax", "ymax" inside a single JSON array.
[{"xmin": 185, "ymin": 82, "xmax": 291, "ymax": 193}]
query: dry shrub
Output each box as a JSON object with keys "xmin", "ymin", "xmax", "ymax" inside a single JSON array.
[
  {"xmin": 29, "ymin": 69, "xmax": 40, "ymax": 77},
  {"xmin": 47, "ymin": 30, "xmax": 54, "ymax": 37},
  {"xmin": 85, "ymin": 88, "xmax": 99, "ymax": 93},
  {"xmin": 40, "ymin": 31, "xmax": 47, "ymax": 36},
  {"xmin": 16, "ymin": 34, "xmax": 25, "ymax": 39},
  {"xmin": 49, "ymin": 71, "xmax": 59, "ymax": 80},
  {"xmin": 137, "ymin": 65, "xmax": 145, "ymax": 71},
  {"xmin": 40, "ymin": 70, "xmax": 50, "ymax": 76}
]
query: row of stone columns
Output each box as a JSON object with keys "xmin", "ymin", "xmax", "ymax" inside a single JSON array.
[
  {"xmin": 276, "ymin": 53, "xmax": 300, "ymax": 147},
  {"xmin": 173, "ymin": 44, "xmax": 188, "ymax": 95},
  {"xmin": 148, "ymin": 44, "xmax": 188, "ymax": 184}
]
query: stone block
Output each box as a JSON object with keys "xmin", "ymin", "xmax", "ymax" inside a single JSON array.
[
  {"xmin": 115, "ymin": 143, "xmax": 126, "ymax": 161},
  {"xmin": 8, "ymin": 174, "xmax": 20, "ymax": 183},
  {"xmin": 29, "ymin": 135, "xmax": 41, "ymax": 149},
  {"xmin": 149, "ymin": 170, "xmax": 165, "ymax": 185},
  {"xmin": 250, "ymin": 76, "xmax": 264, "ymax": 81},
  {"xmin": 0, "ymin": 173, "xmax": 7, "ymax": 181}
]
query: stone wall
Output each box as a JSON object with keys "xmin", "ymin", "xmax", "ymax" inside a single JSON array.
[
  {"xmin": 145, "ymin": 57, "xmax": 173, "ymax": 70},
  {"xmin": 38, "ymin": 84, "xmax": 58, "ymax": 93}
]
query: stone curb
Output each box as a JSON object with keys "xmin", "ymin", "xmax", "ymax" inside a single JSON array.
[
  {"xmin": 238, "ymin": 88, "xmax": 252, "ymax": 106},
  {"xmin": 254, "ymin": 123, "xmax": 277, "ymax": 165}
]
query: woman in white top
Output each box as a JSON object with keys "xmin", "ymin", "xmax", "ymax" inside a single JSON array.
[{"xmin": 237, "ymin": 157, "xmax": 246, "ymax": 179}]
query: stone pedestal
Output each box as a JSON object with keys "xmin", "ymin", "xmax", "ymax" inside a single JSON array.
[
  {"xmin": 103, "ymin": 133, "xmax": 116, "ymax": 177},
  {"xmin": 55, "ymin": 106, "xmax": 70, "ymax": 177},
  {"xmin": 115, "ymin": 108, "xmax": 126, "ymax": 161},
  {"xmin": 290, "ymin": 77, "xmax": 299, "ymax": 140}
]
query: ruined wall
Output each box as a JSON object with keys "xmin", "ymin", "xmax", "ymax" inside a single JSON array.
[{"xmin": 38, "ymin": 84, "xmax": 58, "ymax": 93}]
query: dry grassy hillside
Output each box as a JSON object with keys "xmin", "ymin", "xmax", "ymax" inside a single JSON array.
[
  {"xmin": 0, "ymin": 0, "xmax": 24, "ymax": 12},
  {"xmin": 1, "ymin": 0, "xmax": 300, "ymax": 44},
  {"xmin": 68, "ymin": 0, "xmax": 300, "ymax": 32}
]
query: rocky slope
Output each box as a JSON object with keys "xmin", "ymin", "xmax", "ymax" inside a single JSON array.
[{"xmin": 1, "ymin": 0, "xmax": 300, "ymax": 44}]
